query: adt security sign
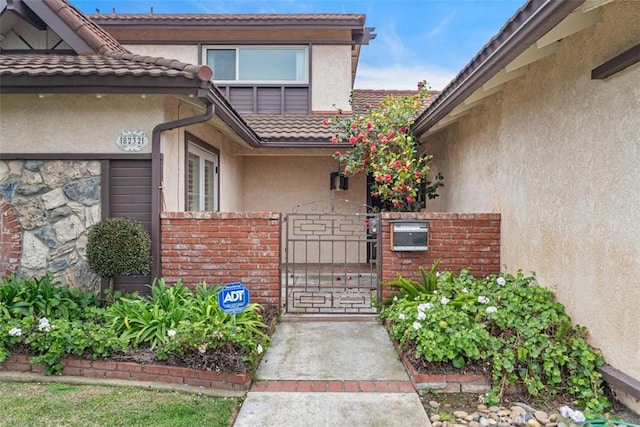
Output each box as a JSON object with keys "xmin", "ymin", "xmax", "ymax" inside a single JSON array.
[{"xmin": 218, "ymin": 282, "xmax": 250, "ymax": 315}]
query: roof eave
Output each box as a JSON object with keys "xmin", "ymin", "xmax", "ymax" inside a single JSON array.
[{"xmin": 412, "ymin": 0, "xmax": 585, "ymax": 136}]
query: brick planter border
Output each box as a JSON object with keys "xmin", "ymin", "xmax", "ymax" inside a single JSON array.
[
  {"xmin": 401, "ymin": 353, "xmax": 492, "ymax": 393},
  {"xmin": 0, "ymin": 355, "xmax": 252, "ymax": 391},
  {"xmin": 386, "ymin": 322, "xmax": 492, "ymax": 393}
]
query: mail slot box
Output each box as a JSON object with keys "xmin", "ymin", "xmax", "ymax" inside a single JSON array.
[{"xmin": 391, "ymin": 220, "xmax": 428, "ymax": 251}]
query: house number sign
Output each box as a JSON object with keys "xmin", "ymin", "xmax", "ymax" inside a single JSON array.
[{"xmin": 116, "ymin": 130, "xmax": 149, "ymax": 152}]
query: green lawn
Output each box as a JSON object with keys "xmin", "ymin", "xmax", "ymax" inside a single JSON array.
[{"xmin": 0, "ymin": 382, "xmax": 240, "ymax": 427}]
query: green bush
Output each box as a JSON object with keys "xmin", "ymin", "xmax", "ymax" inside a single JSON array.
[
  {"xmin": 107, "ymin": 280, "xmax": 269, "ymax": 368},
  {"xmin": 380, "ymin": 267, "xmax": 609, "ymax": 417},
  {"xmin": 0, "ymin": 275, "xmax": 100, "ymax": 321},
  {"xmin": 86, "ymin": 217, "xmax": 151, "ymax": 292},
  {"xmin": 1, "ymin": 276, "xmax": 270, "ymax": 375}
]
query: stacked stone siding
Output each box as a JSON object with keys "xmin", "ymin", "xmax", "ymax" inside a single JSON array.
[{"xmin": 0, "ymin": 160, "xmax": 101, "ymax": 290}]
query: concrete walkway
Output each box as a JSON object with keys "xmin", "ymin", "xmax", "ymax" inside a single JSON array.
[{"xmin": 234, "ymin": 319, "xmax": 431, "ymax": 427}]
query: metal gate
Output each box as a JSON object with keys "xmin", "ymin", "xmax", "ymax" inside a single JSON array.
[{"xmin": 283, "ymin": 201, "xmax": 381, "ymax": 314}]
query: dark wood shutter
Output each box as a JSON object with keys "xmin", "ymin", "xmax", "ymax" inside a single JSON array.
[{"xmin": 109, "ymin": 160, "xmax": 153, "ymax": 295}]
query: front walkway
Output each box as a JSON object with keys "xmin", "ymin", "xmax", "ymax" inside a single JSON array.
[{"xmin": 233, "ymin": 319, "xmax": 431, "ymax": 426}]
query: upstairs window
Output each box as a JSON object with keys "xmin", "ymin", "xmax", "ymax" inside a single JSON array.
[{"xmin": 205, "ymin": 46, "xmax": 308, "ymax": 83}]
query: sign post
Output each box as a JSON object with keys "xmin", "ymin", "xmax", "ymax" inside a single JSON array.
[{"xmin": 218, "ymin": 282, "xmax": 250, "ymax": 331}]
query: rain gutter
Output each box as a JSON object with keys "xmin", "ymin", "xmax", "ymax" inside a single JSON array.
[{"xmin": 150, "ymin": 89, "xmax": 214, "ymax": 280}]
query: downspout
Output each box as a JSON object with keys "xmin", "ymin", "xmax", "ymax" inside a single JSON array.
[{"xmin": 150, "ymin": 97, "xmax": 214, "ymax": 280}]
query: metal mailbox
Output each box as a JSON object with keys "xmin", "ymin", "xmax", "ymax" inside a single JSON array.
[{"xmin": 391, "ymin": 220, "xmax": 428, "ymax": 251}]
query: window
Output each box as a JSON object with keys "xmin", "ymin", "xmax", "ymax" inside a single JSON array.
[
  {"xmin": 205, "ymin": 46, "xmax": 308, "ymax": 83},
  {"xmin": 187, "ymin": 141, "xmax": 219, "ymax": 211}
]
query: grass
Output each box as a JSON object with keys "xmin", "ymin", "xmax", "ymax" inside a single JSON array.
[{"xmin": 0, "ymin": 381, "xmax": 240, "ymax": 427}]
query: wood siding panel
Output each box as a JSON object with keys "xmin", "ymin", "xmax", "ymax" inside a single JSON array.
[
  {"xmin": 284, "ymin": 87, "xmax": 310, "ymax": 114},
  {"xmin": 109, "ymin": 160, "xmax": 153, "ymax": 295},
  {"xmin": 228, "ymin": 87, "xmax": 255, "ymax": 114},
  {"xmin": 222, "ymin": 85, "xmax": 310, "ymax": 114},
  {"xmin": 257, "ymin": 87, "xmax": 282, "ymax": 114}
]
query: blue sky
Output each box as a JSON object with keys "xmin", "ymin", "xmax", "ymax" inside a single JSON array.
[{"xmin": 74, "ymin": 0, "xmax": 525, "ymax": 90}]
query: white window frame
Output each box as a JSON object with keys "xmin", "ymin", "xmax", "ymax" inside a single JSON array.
[
  {"xmin": 203, "ymin": 45, "xmax": 309, "ymax": 84},
  {"xmin": 187, "ymin": 142, "xmax": 219, "ymax": 212}
]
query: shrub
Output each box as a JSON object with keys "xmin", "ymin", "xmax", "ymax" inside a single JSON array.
[
  {"xmin": 380, "ymin": 267, "xmax": 610, "ymax": 417},
  {"xmin": 86, "ymin": 217, "xmax": 151, "ymax": 292},
  {"xmin": 1, "ymin": 276, "xmax": 270, "ymax": 375}
]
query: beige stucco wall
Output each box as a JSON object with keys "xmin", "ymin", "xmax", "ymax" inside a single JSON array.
[
  {"xmin": 122, "ymin": 44, "xmax": 198, "ymax": 66},
  {"xmin": 0, "ymin": 94, "xmax": 163, "ymax": 154},
  {"xmin": 242, "ymin": 154, "xmax": 368, "ymax": 263},
  {"xmin": 422, "ymin": 1, "xmax": 640, "ymax": 381},
  {"xmin": 241, "ymin": 154, "xmax": 366, "ymax": 213},
  {"xmin": 311, "ymin": 45, "xmax": 353, "ymax": 112}
]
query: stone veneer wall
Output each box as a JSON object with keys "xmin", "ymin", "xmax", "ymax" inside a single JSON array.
[{"xmin": 0, "ymin": 160, "xmax": 101, "ymax": 291}]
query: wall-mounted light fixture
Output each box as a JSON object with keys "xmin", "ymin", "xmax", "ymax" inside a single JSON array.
[{"xmin": 330, "ymin": 171, "xmax": 348, "ymax": 191}]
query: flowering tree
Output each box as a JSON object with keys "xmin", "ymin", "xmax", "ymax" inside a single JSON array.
[{"xmin": 325, "ymin": 87, "xmax": 443, "ymax": 212}]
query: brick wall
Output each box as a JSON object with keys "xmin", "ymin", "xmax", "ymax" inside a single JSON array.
[
  {"xmin": 160, "ymin": 212, "xmax": 281, "ymax": 308},
  {"xmin": 380, "ymin": 212, "xmax": 501, "ymax": 299},
  {"xmin": 159, "ymin": 211, "xmax": 499, "ymax": 309},
  {"xmin": 1, "ymin": 194, "xmax": 21, "ymax": 277}
]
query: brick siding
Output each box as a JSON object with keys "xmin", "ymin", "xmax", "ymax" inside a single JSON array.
[{"xmin": 1, "ymin": 194, "xmax": 22, "ymax": 277}]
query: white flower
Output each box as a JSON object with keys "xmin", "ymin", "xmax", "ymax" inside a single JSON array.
[
  {"xmin": 412, "ymin": 322, "xmax": 422, "ymax": 330},
  {"xmin": 559, "ymin": 406, "xmax": 574, "ymax": 419},
  {"xmin": 478, "ymin": 296, "xmax": 490, "ymax": 304},
  {"xmin": 393, "ymin": 296, "xmax": 398, "ymax": 301},
  {"xmin": 167, "ymin": 329, "xmax": 176, "ymax": 337},
  {"xmin": 461, "ymin": 287, "xmax": 469, "ymax": 294},
  {"xmin": 417, "ymin": 303, "xmax": 433, "ymax": 311},
  {"xmin": 9, "ymin": 327, "xmax": 22, "ymax": 337},
  {"xmin": 433, "ymin": 290, "xmax": 438, "ymax": 294},
  {"xmin": 436, "ymin": 271, "xmax": 441, "ymax": 277},
  {"xmin": 38, "ymin": 318, "xmax": 51, "ymax": 332},
  {"xmin": 559, "ymin": 406, "xmax": 585, "ymax": 423},
  {"xmin": 257, "ymin": 344, "xmax": 264, "ymax": 354},
  {"xmin": 440, "ymin": 297, "xmax": 450, "ymax": 305},
  {"xmin": 570, "ymin": 411, "xmax": 585, "ymax": 423},
  {"xmin": 398, "ymin": 313, "xmax": 406, "ymax": 320},
  {"xmin": 496, "ymin": 277, "xmax": 506, "ymax": 286},
  {"xmin": 486, "ymin": 306, "xmax": 498, "ymax": 314},
  {"xmin": 417, "ymin": 310, "xmax": 427, "ymax": 320}
]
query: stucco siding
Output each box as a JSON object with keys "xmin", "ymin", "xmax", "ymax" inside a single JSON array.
[
  {"xmin": 311, "ymin": 45, "xmax": 353, "ymax": 112},
  {"xmin": 421, "ymin": 1, "xmax": 640, "ymax": 379},
  {"xmin": 122, "ymin": 44, "xmax": 198, "ymax": 66},
  {"xmin": 241, "ymin": 155, "xmax": 366, "ymax": 213},
  {"xmin": 0, "ymin": 95, "xmax": 163, "ymax": 154}
]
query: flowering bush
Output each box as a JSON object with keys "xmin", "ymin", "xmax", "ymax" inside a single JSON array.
[
  {"xmin": 326, "ymin": 87, "xmax": 443, "ymax": 211},
  {"xmin": 380, "ymin": 267, "xmax": 610, "ymax": 416},
  {"xmin": 1, "ymin": 275, "xmax": 271, "ymax": 375}
]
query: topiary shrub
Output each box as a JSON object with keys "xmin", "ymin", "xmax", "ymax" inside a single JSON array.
[{"xmin": 86, "ymin": 217, "xmax": 151, "ymax": 293}]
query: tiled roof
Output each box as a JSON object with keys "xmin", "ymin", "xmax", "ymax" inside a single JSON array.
[
  {"xmin": 352, "ymin": 89, "xmax": 440, "ymax": 115},
  {"xmin": 1, "ymin": 1, "xmax": 212, "ymax": 83},
  {"xmin": 44, "ymin": 0, "xmax": 128, "ymax": 55},
  {"xmin": 243, "ymin": 114, "xmax": 335, "ymax": 142},
  {"xmin": 242, "ymin": 90, "xmax": 441, "ymax": 143},
  {"xmin": 0, "ymin": 53, "xmax": 208, "ymax": 80},
  {"xmin": 89, "ymin": 13, "xmax": 366, "ymax": 25}
]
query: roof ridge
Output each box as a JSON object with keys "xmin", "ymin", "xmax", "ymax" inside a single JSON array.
[
  {"xmin": 43, "ymin": 0, "xmax": 129, "ymax": 55},
  {"xmin": 105, "ymin": 52, "xmax": 213, "ymax": 81}
]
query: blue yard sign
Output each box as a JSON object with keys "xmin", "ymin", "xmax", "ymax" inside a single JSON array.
[{"xmin": 218, "ymin": 282, "xmax": 250, "ymax": 315}]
